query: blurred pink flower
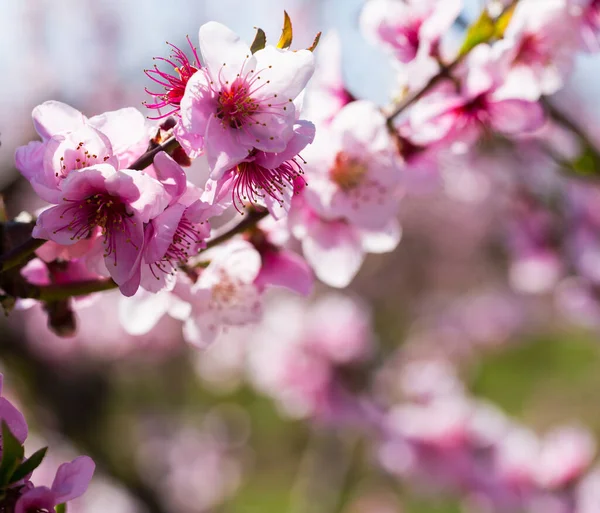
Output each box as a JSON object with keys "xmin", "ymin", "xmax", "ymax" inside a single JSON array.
[
  {"xmin": 302, "ymin": 100, "xmax": 403, "ymax": 231},
  {"xmin": 493, "ymin": 0, "xmax": 580, "ymax": 100},
  {"xmin": 360, "ymin": 0, "xmax": 462, "ymax": 64},
  {"xmin": 303, "ymin": 31, "xmax": 354, "ymax": 126},
  {"xmin": 16, "ymin": 456, "xmax": 95, "ymax": 513},
  {"xmin": 409, "ymin": 46, "xmax": 545, "ymax": 148}
]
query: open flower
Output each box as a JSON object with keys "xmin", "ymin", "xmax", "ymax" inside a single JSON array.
[
  {"xmin": 140, "ymin": 152, "xmax": 213, "ymax": 292},
  {"xmin": 15, "ymin": 102, "xmax": 147, "ymax": 201},
  {"xmin": 15, "ymin": 456, "xmax": 95, "ymax": 513},
  {"xmin": 290, "ymin": 192, "xmax": 402, "ymax": 288},
  {"xmin": 302, "ymin": 101, "xmax": 403, "ymax": 231},
  {"xmin": 492, "ymin": 0, "xmax": 580, "ymax": 100},
  {"xmin": 33, "ymin": 164, "xmax": 169, "ymax": 296},
  {"xmin": 409, "ymin": 46, "xmax": 546, "ymax": 148},
  {"xmin": 181, "ymin": 239, "xmax": 263, "ymax": 347},
  {"xmin": 144, "ymin": 37, "xmax": 202, "ymax": 119},
  {"xmin": 176, "ymin": 21, "xmax": 315, "ymax": 172},
  {"xmin": 207, "ymin": 120, "xmax": 315, "ymax": 217},
  {"xmin": 360, "ymin": 0, "xmax": 462, "ymax": 63}
]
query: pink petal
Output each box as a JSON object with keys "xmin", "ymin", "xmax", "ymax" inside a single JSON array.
[
  {"xmin": 255, "ymin": 250, "xmax": 314, "ymax": 296},
  {"xmin": 15, "ymin": 141, "xmax": 44, "ymax": 182},
  {"xmin": 51, "ymin": 456, "xmax": 96, "ymax": 504},
  {"xmin": 88, "ymin": 107, "xmax": 146, "ymax": 168},
  {"xmin": 108, "ymin": 169, "xmax": 170, "ymax": 223},
  {"xmin": 199, "ymin": 22, "xmax": 253, "ymax": 84},
  {"xmin": 204, "ymin": 116, "xmax": 250, "ymax": 179},
  {"xmin": 252, "ymin": 46, "xmax": 315, "ymax": 104},
  {"xmin": 332, "ymin": 100, "xmax": 392, "ymax": 153},
  {"xmin": 43, "ymin": 127, "xmax": 117, "ymax": 188},
  {"xmin": 33, "ymin": 204, "xmax": 88, "ymax": 246},
  {"xmin": 0, "ymin": 397, "xmax": 28, "ymax": 444},
  {"xmin": 103, "ymin": 217, "xmax": 144, "ymax": 294},
  {"xmin": 15, "ymin": 487, "xmax": 56, "ymax": 513},
  {"xmin": 359, "ymin": 218, "xmax": 402, "ymax": 253},
  {"xmin": 152, "ymin": 151, "xmax": 187, "ymax": 203},
  {"xmin": 32, "ymin": 101, "xmax": 86, "ymax": 140},
  {"xmin": 302, "ymin": 219, "xmax": 364, "ymax": 288},
  {"xmin": 255, "ymin": 121, "xmax": 315, "ymax": 169},
  {"xmin": 488, "ymin": 98, "xmax": 546, "ymax": 134},
  {"xmin": 144, "ymin": 203, "xmax": 186, "ymax": 263},
  {"xmin": 119, "ymin": 290, "xmax": 173, "ymax": 335}
]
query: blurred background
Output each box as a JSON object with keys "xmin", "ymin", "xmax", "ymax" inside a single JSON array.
[{"xmin": 3, "ymin": 1, "xmax": 600, "ymax": 512}]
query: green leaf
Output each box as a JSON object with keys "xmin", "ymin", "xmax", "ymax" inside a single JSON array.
[
  {"xmin": 250, "ymin": 27, "xmax": 267, "ymax": 54},
  {"xmin": 56, "ymin": 503, "xmax": 67, "ymax": 513},
  {"xmin": 572, "ymin": 145, "xmax": 600, "ymax": 176},
  {"xmin": 458, "ymin": 10, "xmax": 495, "ymax": 56},
  {"xmin": 276, "ymin": 11, "xmax": 293, "ymax": 49},
  {"xmin": 307, "ymin": 32, "xmax": 322, "ymax": 53},
  {"xmin": 10, "ymin": 447, "xmax": 48, "ymax": 484},
  {"xmin": 493, "ymin": 4, "xmax": 516, "ymax": 38},
  {"xmin": 0, "ymin": 422, "xmax": 24, "ymax": 486}
]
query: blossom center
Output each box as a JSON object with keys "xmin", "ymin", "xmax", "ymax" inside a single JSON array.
[
  {"xmin": 211, "ymin": 269, "xmax": 243, "ymax": 309},
  {"xmin": 217, "ymin": 80, "xmax": 260, "ymax": 129},
  {"xmin": 232, "ymin": 158, "xmax": 304, "ymax": 213},
  {"xmin": 55, "ymin": 193, "xmax": 138, "ymax": 266},
  {"xmin": 514, "ymin": 33, "xmax": 546, "ymax": 65},
  {"xmin": 330, "ymin": 153, "xmax": 368, "ymax": 191},
  {"xmin": 150, "ymin": 215, "xmax": 206, "ymax": 279},
  {"xmin": 145, "ymin": 37, "xmax": 201, "ymax": 119},
  {"xmin": 57, "ymin": 142, "xmax": 111, "ymax": 178}
]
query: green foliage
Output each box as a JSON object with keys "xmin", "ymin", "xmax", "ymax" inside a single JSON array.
[
  {"xmin": 459, "ymin": 5, "xmax": 516, "ymax": 56},
  {"xmin": 307, "ymin": 32, "xmax": 322, "ymax": 52},
  {"xmin": 572, "ymin": 145, "xmax": 600, "ymax": 176},
  {"xmin": 276, "ymin": 11, "xmax": 293, "ymax": 50},
  {"xmin": 10, "ymin": 447, "xmax": 48, "ymax": 484},
  {"xmin": 250, "ymin": 28, "xmax": 267, "ymax": 54},
  {"xmin": 0, "ymin": 422, "xmax": 24, "ymax": 487}
]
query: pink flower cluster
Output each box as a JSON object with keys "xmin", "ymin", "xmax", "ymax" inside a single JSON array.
[
  {"xmin": 8, "ymin": 0, "xmax": 600, "ymax": 350},
  {"xmin": 0, "ymin": 374, "xmax": 94, "ymax": 513},
  {"xmin": 378, "ymin": 359, "xmax": 598, "ymax": 513}
]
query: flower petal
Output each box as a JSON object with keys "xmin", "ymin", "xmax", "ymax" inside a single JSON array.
[
  {"xmin": 32, "ymin": 101, "xmax": 86, "ymax": 140},
  {"xmin": 302, "ymin": 219, "xmax": 364, "ymax": 288},
  {"xmin": 51, "ymin": 456, "xmax": 96, "ymax": 504}
]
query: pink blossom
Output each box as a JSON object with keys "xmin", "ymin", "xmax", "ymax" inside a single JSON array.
[
  {"xmin": 493, "ymin": 0, "xmax": 580, "ymax": 100},
  {"xmin": 176, "ymin": 21, "xmax": 315, "ymax": 171},
  {"xmin": 32, "ymin": 164, "xmax": 169, "ymax": 296},
  {"xmin": 360, "ymin": 0, "xmax": 462, "ymax": 63},
  {"xmin": 0, "ymin": 376, "xmax": 28, "ymax": 458},
  {"xmin": 181, "ymin": 240, "xmax": 263, "ymax": 347},
  {"xmin": 15, "ymin": 456, "xmax": 95, "ymax": 513},
  {"xmin": 303, "ymin": 31, "xmax": 354, "ymax": 126},
  {"xmin": 248, "ymin": 294, "xmax": 374, "ymax": 421},
  {"xmin": 535, "ymin": 426, "xmax": 596, "ymax": 489},
  {"xmin": 570, "ymin": 0, "xmax": 600, "ymax": 51},
  {"xmin": 206, "ymin": 120, "xmax": 315, "ymax": 217},
  {"xmin": 140, "ymin": 152, "xmax": 212, "ymax": 292},
  {"xmin": 144, "ymin": 37, "xmax": 202, "ymax": 119},
  {"xmin": 15, "ymin": 102, "xmax": 147, "ymax": 201},
  {"xmin": 250, "ymin": 217, "xmax": 314, "ymax": 296},
  {"xmin": 409, "ymin": 46, "xmax": 546, "ymax": 147},
  {"xmin": 290, "ymin": 194, "xmax": 402, "ymax": 288},
  {"xmin": 302, "ymin": 100, "xmax": 403, "ymax": 231}
]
